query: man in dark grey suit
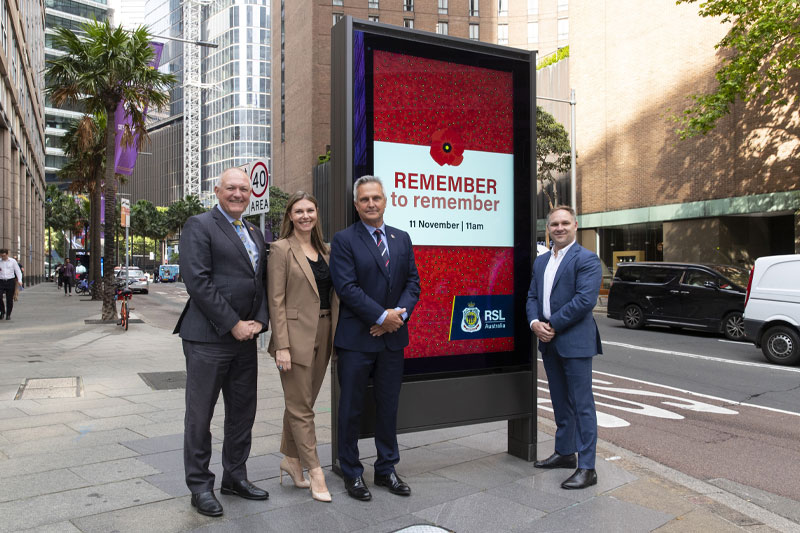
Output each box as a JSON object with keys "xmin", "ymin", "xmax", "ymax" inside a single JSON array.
[{"xmin": 175, "ymin": 167, "xmax": 269, "ymax": 517}]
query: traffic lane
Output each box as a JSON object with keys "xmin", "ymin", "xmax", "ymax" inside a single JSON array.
[
  {"xmin": 536, "ymin": 363, "xmax": 800, "ymax": 502},
  {"xmin": 595, "ymin": 313, "xmax": 762, "ymax": 363},
  {"xmin": 590, "ymin": 332, "xmax": 800, "ymax": 414},
  {"xmin": 130, "ymin": 282, "xmax": 187, "ymax": 330}
]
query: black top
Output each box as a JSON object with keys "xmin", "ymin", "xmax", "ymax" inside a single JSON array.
[{"xmin": 308, "ymin": 255, "xmax": 332, "ymax": 310}]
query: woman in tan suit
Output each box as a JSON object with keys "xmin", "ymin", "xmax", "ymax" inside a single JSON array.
[{"xmin": 268, "ymin": 191, "xmax": 338, "ymax": 502}]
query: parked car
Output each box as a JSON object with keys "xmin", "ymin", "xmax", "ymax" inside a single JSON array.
[
  {"xmin": 743, "ymin": 254, "xmax": 800, "ymax": 365},
  {"xmin": 607, "ymin": 262, "xmax": 749, "ymax": 340},
  {"xmin": 115, "ymin": 268, "xmax": 149, "ymax": 294}
]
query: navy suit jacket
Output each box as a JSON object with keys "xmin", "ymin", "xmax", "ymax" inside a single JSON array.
[
  {"xmin": 526, "ymin": 243, "xmax": 602, "ymax": 358},
  {"xmin": 330, "ymin": 221, "xmax": 421, "ymax": 352},
  {"xmin": 174, "ymin": 207, "xmax": 269, "ymax": 343}
]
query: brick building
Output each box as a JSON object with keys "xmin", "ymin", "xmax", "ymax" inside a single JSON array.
[{"xmin": 570, "ymin": 1, "xmax": 799, "ymax": 268}]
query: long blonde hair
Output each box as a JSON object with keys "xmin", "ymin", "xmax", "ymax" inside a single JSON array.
[{"xmin": 279, "ymin": 191, "xmax": 329, "ymax": 255}]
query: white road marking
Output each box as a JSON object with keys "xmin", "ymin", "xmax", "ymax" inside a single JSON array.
[
  {"xmin": 602, "ymin": 340, "xmax": 800, "ymax": 374},
  {"xmin": 718, "ymin": 339, "xmax": 752, "ymax": 345}
]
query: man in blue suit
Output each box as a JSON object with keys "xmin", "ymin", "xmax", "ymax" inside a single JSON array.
[
  {"xmin": 330, "ymin": 175, "xmax": 421, "ymax": 501},
  {"xmin": 527, "ymin": 205, "xmax": 602, "ymax": 489}
]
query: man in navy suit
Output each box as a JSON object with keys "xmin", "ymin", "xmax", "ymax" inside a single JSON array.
[
  {"xmin": 527, "ymin": 205, "xmax": 602, "ymax": 489},
  {"xmin": 175, "ymin": 167, "xmax": 270, "ymax": 516},
  {"xmin": 330, "ymin": 175, "xmax": 421, "ymax": 501}
]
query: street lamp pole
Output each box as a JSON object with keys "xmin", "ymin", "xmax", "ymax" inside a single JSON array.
[{"xmin": 536, "ymin": 90, "xmax": 577, "ymax": 214}]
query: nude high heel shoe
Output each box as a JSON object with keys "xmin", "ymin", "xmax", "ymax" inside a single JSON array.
[
  {"xmin": 309, "ymin": 467, "xmax": 332, "ymax": 502},
  {"xmin": 279, "ymin": 457, "xmax": 310, "ymax": 488}
]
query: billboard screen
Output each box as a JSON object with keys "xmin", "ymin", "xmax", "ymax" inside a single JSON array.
[{"xmin": 353, "ymin": 32, "xmax": 533, "ymax": 377}]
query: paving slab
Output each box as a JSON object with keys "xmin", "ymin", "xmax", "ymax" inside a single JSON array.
[
  {"xmin": 0, "ymin": 443, "xmax": 139, "ymax": 478},
  {"xmin": 70, "ymin": 497, "xmax": 215, "ymax": 533},
  {"xmin": 69, "ymin": 457, "xmax": 161, "ymax": 484},
  {"xmin": 0, "ymin": 468, "xmax": 88, "ymax": 503},
  {"xmin": 414, "ymin": 490, "xmax": 544, "ymax": 533}
]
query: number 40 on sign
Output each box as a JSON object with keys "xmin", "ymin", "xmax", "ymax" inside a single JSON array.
[{"xmin": 243, "ymin": 158, "xmax": 270, "ymax": 216}]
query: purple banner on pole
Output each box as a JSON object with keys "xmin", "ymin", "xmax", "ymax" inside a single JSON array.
[{"xmin": 113, "ymin": 41, "xmax": 164, "ymax": 175}]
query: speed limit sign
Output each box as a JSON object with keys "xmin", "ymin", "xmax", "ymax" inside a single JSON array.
[{"xmin": 243, "ymin": 158, "xmax": 270, "ymax": 216}]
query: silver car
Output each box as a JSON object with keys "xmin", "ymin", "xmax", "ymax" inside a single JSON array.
[{"xmin": 116, "ymin": 268, "xmax": 150, "ymax": 294}]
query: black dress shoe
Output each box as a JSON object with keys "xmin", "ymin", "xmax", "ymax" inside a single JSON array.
[
  {"xmin": 220, "ymin": 479, "xmax": 269, "ymax": 500},
  {"xmin": 561, "ymin": 468, "xmax": 597, "ymax": 490},
  {"xmin": 374, "ymin": 471, "xmax": 411, "ymax": 496},
  {"xmin": 344, "ymin": 475, "xmax": 372, "ymax": 501},
  {"xmin": 0, "ymin": 313, "xmax": 5, "ymax": 319},
  {"xmin": 190, "ymin": 491, "xmax": 223, "ymax": 517},
  {"xmin": 534, "ymin": 452, "xmax": 577, "ymax": 469}
]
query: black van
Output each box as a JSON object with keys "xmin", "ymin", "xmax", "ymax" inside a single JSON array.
[{"xmin": 607, "ymin": 262, "xmax": 749, "ymax": 340}]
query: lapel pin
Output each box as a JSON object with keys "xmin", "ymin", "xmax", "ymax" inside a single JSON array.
[{"xmin": 391, "ymin": 234, "xmax": 396, "ymax": 238}]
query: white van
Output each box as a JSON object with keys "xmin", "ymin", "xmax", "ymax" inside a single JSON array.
[{"xmin": 743, "ymin": 254, "xmax": 800, "ymax": 365}]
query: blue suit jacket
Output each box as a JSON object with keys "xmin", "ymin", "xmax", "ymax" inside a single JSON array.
[
  {"xmin": 526, "ymin": 243, "xmax": 602, "ymax": 358},
  {"xmin": 330, "ymin": 221, "xmax": 421, "ymax": 352}
]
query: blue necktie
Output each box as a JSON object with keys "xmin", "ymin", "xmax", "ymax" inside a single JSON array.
[
  {"xmin": 232, "ymin": 220, "xmax": 257, "ymax": 270},
  {"xmin": 374, "ymin": 229, "xmax": 389, "ymax": 269}
]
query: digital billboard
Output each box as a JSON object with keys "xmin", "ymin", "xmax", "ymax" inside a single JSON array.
[{"xmin": 352, "ymin": 32, "xmax": 533, "ymax": 377}]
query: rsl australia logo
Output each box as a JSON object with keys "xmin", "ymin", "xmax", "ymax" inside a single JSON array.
[{"xmin": 461, "ymin": 302, "xmax": 482, "ymax": 333}]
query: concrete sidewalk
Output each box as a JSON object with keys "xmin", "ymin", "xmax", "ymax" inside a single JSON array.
[{"xmin": 0, "ymin": 284, "xmax": 796, "ymax": 532}]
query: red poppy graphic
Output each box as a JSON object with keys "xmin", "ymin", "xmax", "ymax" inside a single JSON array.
[{"xmin": 430, "ymin": 127, "xmax": 465, "ymax": 166}]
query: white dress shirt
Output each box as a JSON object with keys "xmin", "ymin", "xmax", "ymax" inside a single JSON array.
[
  {"xmin": 531, "ymin": 239, "xmax": 576, "ymax": 327},
  {"xmin": 0, "ymin": 257, "xmax": 22, "ymax": 282}
]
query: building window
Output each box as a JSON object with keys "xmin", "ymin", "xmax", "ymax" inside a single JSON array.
[
  {"xmin": 436, "ymin": 21, "xmax": 448, "ymax": 35},
  {"xmin": 369, "ymin": 0, "xmax": 379, "ymax": 7},
  {"xmin": 369, "ymin": 15, "xmax": 379, "ymax": 22},
  {"xmin": 332, "ymin": 0, "xmax": 343, "ymax": 5},
  {"xmin": 404, "ymin": 0, "xmax": 413, "ymax": 12},
  {"xmin": 557, "ymin": 17, "xmax": 568, "ymax": 39},
  {"xmin": 558, "ymin": 0, "xmax": 568, "ymax": 11},
  {"xmin": 333, "ymin": 12, "xmax": 344, "ymax": 25},
  {"xmin": 528, "ymin": 0, "xmax": 538, "ymax": 15},
  {"xmin": 498, "ymin": 0, "xmax": 508, "ymax": 16},
  {"xmin": 469, "ymin": 23, "xmax": 479, "ymax": 40},
  {"xmin": 438, "ymin": 0, "xmax": 448, "ymax": 15},
  {"xmin": 469, "ymin": 0, "xmax": 479, "ymax": 16},
  {"xmin": 527, "ymin": 21, "xmax": 538, "ymax": 43},
  {"xmin": 404, "ymin": 18, "xmax": 414, "ymax": 28},
  {"xmin": 497, "ymin": 23, "xmax": 508, "ymax": 44}
]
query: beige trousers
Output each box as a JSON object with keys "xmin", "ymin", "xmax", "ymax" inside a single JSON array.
[{"xmin": 279, "ymin": 313, "xmax": 332, "ymax": 469}]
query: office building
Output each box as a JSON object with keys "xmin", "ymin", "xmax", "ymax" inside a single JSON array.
[{"xmin": 1, "ymin": 0, "xmax": 47, "ymax": 283}]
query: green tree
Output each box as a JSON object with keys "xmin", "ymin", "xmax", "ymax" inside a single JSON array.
[
  {"xmin": 46, "ymin": 20, "xmax": 175, "ymax": 319},
  {"xmin": 675, "ymin": 0, "xmax": 800, "ymax": 138},
  {"xmin": 131, "ymin": 199, "xmax": 156, "ymax": 260},
  {"xmin": 44, "ymin": 185, "xmax": 64, "ymax": 278},
  {"xmin": 536, "ymin": 106, "xmax": 572, "ymax": 248},
  {"xmin": 58, "ymin": 114, "xmax": 106, "ymax": 298},
  {"xmin": 150, "ymin": 207, "xmax": 170, "ymax": 265},
  {"xmin": 244, "ymin": 186, "xmax": 290, "ymax": 240}
]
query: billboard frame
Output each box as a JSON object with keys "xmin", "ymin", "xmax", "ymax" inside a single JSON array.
[{"xmin": 330, "ymin": 17, "xmax": 538, "ymax": 465}]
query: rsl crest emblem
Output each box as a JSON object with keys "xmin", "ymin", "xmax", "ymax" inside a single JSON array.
[{"xmin": 461, "ymin": 302, "xmax": 482, "ymax": 333}]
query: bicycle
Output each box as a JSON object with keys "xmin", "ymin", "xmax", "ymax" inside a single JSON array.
[{"xmin": 115, "ymin": 280, "xmax": 134, "ymax": 331}]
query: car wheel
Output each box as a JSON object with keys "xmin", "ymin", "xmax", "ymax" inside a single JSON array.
[
  {"xmin": 622, "ymin": 304, "xmax": 644, "ymax": 329},
  {"xmin": 761, "ymin": 326, "xmax": 800, "ymax": 365},
  {"xmin": 723, "ymin": 312, "xmax": 745, "ymax": 341},
  {"xmin": 142, "ymin": 289, "xmax": 149, "ymax": 294}
]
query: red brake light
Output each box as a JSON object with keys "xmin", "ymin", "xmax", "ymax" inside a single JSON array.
[{"xmin": 744, "ymin": 267, "xmax": 754, "ymax": 307}]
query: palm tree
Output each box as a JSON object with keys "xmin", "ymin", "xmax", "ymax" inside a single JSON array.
[
  {"xmin": 46, "ymin": 20, "xmax": 175, "ymax": 319},
  {"xmin": 59, "ymin": 114, "xmax": 106, "ymax": 299}
]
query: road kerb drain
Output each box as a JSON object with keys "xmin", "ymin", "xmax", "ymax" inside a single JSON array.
[{"xmin": 15, "ymin": 377, "xmax": 83, "ymax": 400}]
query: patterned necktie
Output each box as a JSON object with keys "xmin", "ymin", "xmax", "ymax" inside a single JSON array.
[
  {"xmin": 232, "ymin": 220, "xmax": 257, "ymax": 270},
  {"xmin": 374, "ymin": 229, "xmax": 389, "ymax": 269}
]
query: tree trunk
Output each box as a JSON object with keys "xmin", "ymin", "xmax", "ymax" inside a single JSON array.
[
  {"xmin": 90, "ymin": 184, "xmax": 102, "ymax": 300},
  {"xmin": 101, "ymin": 115, "xmax": 119, "ymax": 321}
]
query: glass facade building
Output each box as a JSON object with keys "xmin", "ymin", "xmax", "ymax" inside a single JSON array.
[{"xmin": 43, "ymin": 0, "xmax": 110, "ymax": 185}]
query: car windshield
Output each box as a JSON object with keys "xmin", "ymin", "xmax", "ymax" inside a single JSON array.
[
  {"xmin": 709, "ymin": 265, "xmax": 749, "ymax": 288},
  {"xmin": 118, "ymin": 270, "xmax": 144, "ymax": 278}
]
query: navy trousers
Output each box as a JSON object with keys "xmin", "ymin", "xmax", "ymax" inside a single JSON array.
[
  {"xmin": 541, "ymin": 345, "xmax": 597, "ymax": 469},
  {"xmin": 337, "ymin": 348, "xmax": 404, "ymax": 480}
]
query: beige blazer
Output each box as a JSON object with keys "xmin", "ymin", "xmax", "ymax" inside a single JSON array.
[{"xmin": 267, "ymin": 234, "xmax": 339, "ymax": 366}]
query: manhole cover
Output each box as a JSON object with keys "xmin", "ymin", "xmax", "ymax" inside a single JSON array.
[
  {"xmin": 139, "ymin": 371, "xmax": 186, "ymax": 390},
  {"xmin": 15, "ymin": 377, "xmax": 83, "ymax": 400},
  {"xmin": 393, "ymin": 527, "xmax": 451, "ymax": 533}
]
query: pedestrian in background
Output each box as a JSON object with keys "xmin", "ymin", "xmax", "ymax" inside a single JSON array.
[
  {"xmin": 268, "ymin": 191, "xmax": 338, "ymax": 503},
  {"xmin": 0, "ymin": 248, "xmax": 23, "ymax": 320},
  {"xmin": 61, "ymin": 258, "xmax": 76, "ymax": 296},
  {"xmin": 527, "ymin": 205, "xmax": 603, "ymax": 490},
  {"xmin": 55, "ymin": 263, "xmax": 64, "ymax": 288}
]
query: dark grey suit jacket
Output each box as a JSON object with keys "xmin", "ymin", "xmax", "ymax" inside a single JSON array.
[{"xmin": 174, "ymin": 206, "xmax": 269, "ymax": 343}]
